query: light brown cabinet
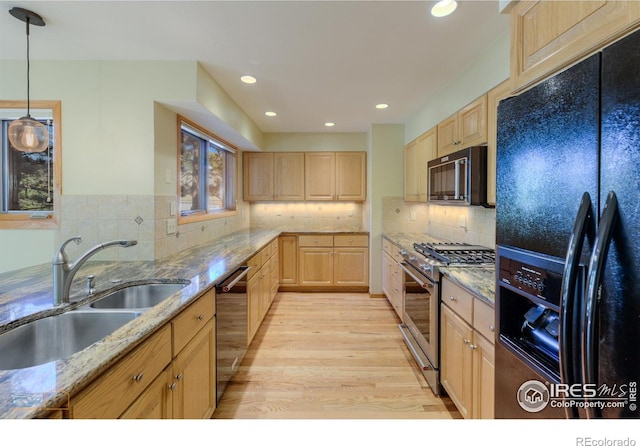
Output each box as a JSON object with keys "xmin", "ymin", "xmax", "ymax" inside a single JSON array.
[
  {"xmin": 510, "ymin": 1, "xmax": 640, "ymax": 92},
  {"xmin": 243, "ymin": 152, "xmax": 305, "ymax": 201},
  {"xmin": 486, "ymin": 79, "xmax": 513, "ymax": 206},
  {"xmin": 296, "ymin": 234, "xmax": 369, "ymax": 289},
  {"xmin": 440, "ymin": 276, "xmax": 494, "ymax": 419},
  {"xmin": 381, "ymin": 238, "xmax": 403, "ymax": 319},
  {"xmin": 247, "ymin": 238, "xmax": 279, "ymax": 344},
  {"xmin": 305, "ymin": 152, "xmax": 366, "ymax": 201},
  {"xmin": 437, "ymin": 95, "xmax": 487, "ymax": 157},
  {"xmin": 279, "ymin": 235, "xmax": 298, "ymax": 285},
  {"xmin": 70, "ymin": 289, "xmax": 217, "ymax": 419},
  {"xmin": 404, "ymin": 127, "xmax": 437, "ymax": 202}
]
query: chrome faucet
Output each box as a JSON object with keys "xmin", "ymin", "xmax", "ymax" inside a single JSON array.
[{"xmin": 52, "ymin": 236, "xmax": 137, "ymax": 306}]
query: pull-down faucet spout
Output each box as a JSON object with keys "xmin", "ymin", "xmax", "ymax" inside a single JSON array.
[{"xmin": 52, "ymin": 237, "xmax": 138, "ymax": 306}]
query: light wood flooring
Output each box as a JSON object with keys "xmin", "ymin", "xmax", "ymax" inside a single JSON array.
[{"xmin": 213, "ymin": 292, "xmax": 461, "ymax": 419}]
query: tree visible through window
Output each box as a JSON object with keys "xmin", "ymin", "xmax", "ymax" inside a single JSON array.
[{"xmin": 179, "ymin": 117, "xmax": 236, "ymax": 220}]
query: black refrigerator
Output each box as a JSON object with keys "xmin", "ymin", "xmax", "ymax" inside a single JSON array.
[{"xmin": 494, "ymin": 28, "xmax": 640, "ymax": 419}]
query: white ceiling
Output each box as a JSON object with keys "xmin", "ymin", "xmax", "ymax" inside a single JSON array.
[{"xmin": 0, "ymin": 1, "xmax": 510, "ymax": 134}]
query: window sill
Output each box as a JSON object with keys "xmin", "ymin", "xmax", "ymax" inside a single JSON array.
[
  {"xmin": 178, "ymin": 209, "xmax": 237, "ymax": 225},
  {"xmin": 0, "ymin": 214, "xmax": 59, "ymax": 229}
]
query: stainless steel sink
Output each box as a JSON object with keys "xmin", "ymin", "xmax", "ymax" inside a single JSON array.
[
  {"xmin": 89, "ymin": 282, "xmax": 189, "ymax": 310},
  {"xmin": 0, "ymin": 311, "xmax": 140, "ymax": 370}
]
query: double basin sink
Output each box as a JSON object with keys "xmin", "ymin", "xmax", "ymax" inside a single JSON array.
[{"xmin": 0, "ymin": 281, "xmax": 189, "ymax": 370}]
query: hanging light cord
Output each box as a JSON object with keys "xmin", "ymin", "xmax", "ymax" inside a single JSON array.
[{"xmin": 25, "ymin": 17, "xmax": 31, "ymax": 118}]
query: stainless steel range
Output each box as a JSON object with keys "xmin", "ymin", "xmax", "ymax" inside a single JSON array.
[{"xmin": 398, "ymin": 241, "xmax": 495, "ymax": 395}]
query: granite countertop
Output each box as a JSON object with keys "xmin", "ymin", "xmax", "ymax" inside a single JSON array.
[
  {"xmin": 382, "ymin": 232, "xmax": 495, "ymax": 305},
  {"xmin": 0, "ymin": 228, "xmax": 282, "ymax": 419},
  {"xmin": 0, "ymin": 227, "xmax": 370, "ymax": 419}
]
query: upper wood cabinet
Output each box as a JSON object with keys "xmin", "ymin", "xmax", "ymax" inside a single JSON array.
[
  {"xmin": 305, "ymin": 152, "xmax": 366, "ymax": 201},
  {"xmin": 437, "ymin": 95, "xmax": 487, "ymax": 157},
  {"xmin": 486, "ymin": 79, "xmax": 514, "ymax": 206},
  {"xmin": 243, "ymin": 152, "xmax": 305, "ymax": 201},
  {"xmin": 274, "ymin": 153, "xmax": 305, "ymax": 200},
  {"xmin": 511, "ymin": 1, "xmax": 640, "ymax": 92},
  {"xmin": 405, "ymin": 127, "xmax": 437, "ymax": 202}
]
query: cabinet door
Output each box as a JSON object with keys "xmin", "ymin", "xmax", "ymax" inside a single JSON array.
[
  {"xmin": 243, "ymin": 152, "xmax": 274, "ymax": 201},
  {"xmin": 299, "ymin": 247, "xmax": 333, "ymax": 286},
  {"xmin": 305, "ymin": 152, "xmax": 336, "ymax": 200},
  {"xmin": 404, "ymin": 140, "xmax": 419, "ymax": 201},
  {"xmin": 247, "ymin": 272, "xmax": 262, "ymax": 343},
  {"xmin": 472, "ymin": 333, "xmax": 495, "ymax": 419},
  {"xmin": 274, "ymin": 152, "xmax": 305, "ymax": 200},
  {"xmin": 172, "ymin": 318, "xmax": 216, "ymax": 419},
  {"xmin": 459, "ymin": 95, "xmax": 487, "ymax": 148},
  {"xmin": 437, "ymin": 113, "xmax": 459, "ymax": 156},
  {"xmin": 416, "ymin": 128, "xmax": 437, "ymax": 201},
  {"xmin": 259, "ymin": 258, "xmax": 272, "ymax": 320},
  {"xmin": 441, "ymin": 304, "xmax": 473, "ymax": 419},
  {"xmin": 336, "ymin": 152, "xmax": 366, "ymax": 201},
  {"xmin": 120, "ymin": 368, "xmax": 173, "ymax": 419},
  {"xmin": 511, "ymin": 0, "xmax": 640, "ymax": 92},
  {"xmin": 333, "ymin": 248, "xmax": 368, "ymax": 286},
  {"xmin": 279, "ymin": 235, "xmax": 298, "ymax": 285},
  {"xmin": 486, "ymin": 79, "xmax": 513, "ymax": 206}
]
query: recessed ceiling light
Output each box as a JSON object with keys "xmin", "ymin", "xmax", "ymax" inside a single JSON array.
[
  {"xmin": 240, "ymin": 75, "xmax": 257, "ymax": 84},
  {"xmin": 265, "ymin": 111, "xmax": 277, "ymax": 117},
  {"xmin": 431, "ymin": 0, "xmax": 457, "ymax": 17},
  {"xmin": 376, "ymin": 103, "xmax": 389, "ymax": 109},
  {"xmin": 324, "ymin": 122, "xmax": 335, "ymax": 127}
]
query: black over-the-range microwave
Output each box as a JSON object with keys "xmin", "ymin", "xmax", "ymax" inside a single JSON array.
[{"xmin": 427, "ymin": 145, "xmax": 489, "ymax": 207}]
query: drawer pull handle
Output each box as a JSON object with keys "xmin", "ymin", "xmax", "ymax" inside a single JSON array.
[
  {"xmin": 469, "ymin": 344, "xmax": 477, "ymax": 350},
  {"xmin": 463, "ymin": 338, "xmax": 470, "ymax": 345},
  {"xmin": 489, "ymin": 325, "xmax": 495, "ymax": 332},
  {"xmin": 196, "ymin": 314, "xmax": 204, "ymax": 321},
  {"xmin": 449, "ymin": 296, "xmax": 457, "ymax": 302},
  {"xmin": 168, "ymin": 383, "xmax": 177, "ymax": 391},
  {"xmin": 132, "ymin": 373, "xmax": 144, "ymax": 383},
  {"xmin": 175, "ymin": 373, "xmax": 183, "ymax": 381}
]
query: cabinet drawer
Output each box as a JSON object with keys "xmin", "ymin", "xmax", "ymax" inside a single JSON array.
[
  {"xmin": 298, "ymin": 235, "xmax": 333, "ymax": 247},
  {"xmin": 382, "ymin": 239, "xmax": 393, "ymax": 254},
  {"xmin": 441, "ymin": 277, "xmax": 474, "ymax": 324},
  {"xmin": 246, "ymin": 252, "xmax": 263, "ymax": 279},
  {"xmin": 269, "ymin": 239, "xmax": 279, "ymax": 256},
  {"xmin": 172, "ymin": 290, "xmax": 215, "ymax": 356},
  {"xmin": 334, "ymin": 234, "xmax": 368, "ymax": 247},
  {"xmin": 71, "ymin": 324, "xmax": 172, "ymax": 419},
  {"xmin": 473, "ymin": 298, "xmax": 495, "ymax": 344}
]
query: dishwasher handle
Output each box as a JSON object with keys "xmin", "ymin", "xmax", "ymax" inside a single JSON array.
[{"xmin": 216, "ymin": 266, "xmax": 251, "ymax": 292}]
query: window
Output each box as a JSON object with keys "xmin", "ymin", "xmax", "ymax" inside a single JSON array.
[
  {"xmin": 0, "ymin": 100, "xmax": 61, "ymax": 229},
  {"xmin": 178, "ymin": 116, "xmax": 237, "ymax": 222}
]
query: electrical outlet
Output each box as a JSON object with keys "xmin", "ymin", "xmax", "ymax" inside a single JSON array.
[
  {"xmin": 459, "ymin": 215, "xmax": 466, "ymax": 228},
  {"xmin": 169, "ymin": 201, "xmax": 177, "ymax": 217},
  {"xmin": 166, "ymin": 219, "xmax": 177, "ymax": 235},
  {"xmin": 410, "ymin": 211, "xmax": 417, "ymax": 221}
]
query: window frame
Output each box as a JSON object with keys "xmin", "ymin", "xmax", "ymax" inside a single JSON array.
[
  {"xmin": 177, "ymin": 115, "xmax": 237, "ymax": 225},
  {"xmin": 0, "ymin": 100, "xmax": 62, "ymax": 229}
]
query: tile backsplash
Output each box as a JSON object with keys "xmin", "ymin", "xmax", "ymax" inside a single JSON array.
[
  {"xmin": 250, "ymin": 202, "xmax": 363, "ymax": 231},
  {"xmin": 382, "ymin": 196, "xmax": 496, "ymax": 248},
  {"xmin": 57, "ymin": 194, "xmax": 251, "ymax": 262}
]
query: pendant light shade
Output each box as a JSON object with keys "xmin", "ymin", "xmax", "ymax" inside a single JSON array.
[{"xmin": 8, "ymin": 7, "xmax": 49, "ymax": 153}]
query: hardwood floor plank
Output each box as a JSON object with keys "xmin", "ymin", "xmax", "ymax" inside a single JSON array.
[{"xmin": 213, "ymin": 292, "xmax": 461, "ymax": 419}]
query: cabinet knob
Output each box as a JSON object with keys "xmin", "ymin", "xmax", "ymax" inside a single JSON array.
[
  {"xmin": 489, "ymin": 325, "xmax": 495, "ymax": 332},
  {"xmin": 463, "ymin": 338, "xmax": 470, "ymax": 345},
  {"xmin": 175, "ymin": 373, "xmax": 183, "ymax": 381},
  {"xmin": 132, "ymin": 373, "xmax": 144, "ymax": 383},
  {"xmin": 168, "ymin": 382, "xmax": 177, "ymax": 391},
  {"xmin": 196, "ymin": 314, "xmax": 204, "ymax": 321},
  {"xmin": 469, "ymin": 344, "xmax": 477, "ymax": 350},
  {"xmin": 449, "ymin": 296, "xmax": 457, "ymax": 302}
]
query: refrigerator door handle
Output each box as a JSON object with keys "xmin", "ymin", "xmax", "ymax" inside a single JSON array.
[
  {"xmin": 583, "ymin": 191, "xmax": 619, "ymax": 419},
  {"xmin": 559, "ymin": 192, "xmax": 593, "ymax": 419}
]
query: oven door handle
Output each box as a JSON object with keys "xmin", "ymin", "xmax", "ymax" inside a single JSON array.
[{"xmin": 399, "ymin": 262, "xmax": 434, "ymax": 289}]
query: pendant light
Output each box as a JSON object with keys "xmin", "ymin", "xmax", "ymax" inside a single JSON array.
[{"xmin": 8, "ymin": 7, "xmax": 49, "ymax": 153}]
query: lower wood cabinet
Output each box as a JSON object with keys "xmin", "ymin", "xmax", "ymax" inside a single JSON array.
[
  {"xmin": 70, "ymin": 288, "xmax": 216, "ymax": 419},
  {"xmin": 247, "ymin": 238, "xmax": 279, "ymax": 344},
  {"xmin": 440, "ymin": 277, "xmax": 494, "ymax": 419},
  {"xmin": 295, "ymin": 234, "xmax": 369, "ymax": 289},
  {"xmin": 381, "ymin": 239, "xmax": 404, "ymax": 319}
]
